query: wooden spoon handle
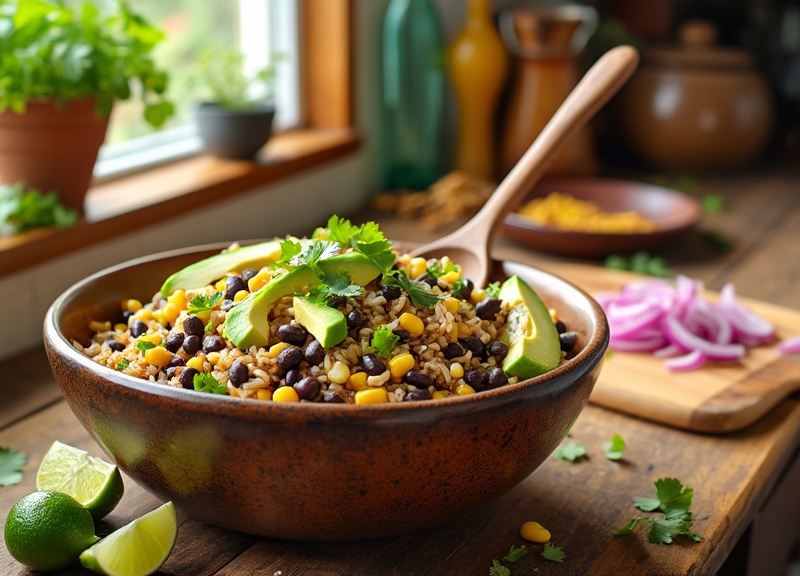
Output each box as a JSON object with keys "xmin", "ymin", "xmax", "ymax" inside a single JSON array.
[{"xmin": 460, "ymin": 45, "xmax": 640, "ymax": 244}]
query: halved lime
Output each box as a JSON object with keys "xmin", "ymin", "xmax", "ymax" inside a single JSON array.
[
  {"xmin": 79, "ymin": 501, "xmax": 177, "ymax": 576},
  {"xmin": 36, "ymin": 440, "xmax": 124, "ymax": 520}
]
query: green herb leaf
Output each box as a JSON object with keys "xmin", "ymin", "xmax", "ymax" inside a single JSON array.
[
  {"xmin": 552, "ymin": 442, "xmax": 587, "ymax": 462},
  {"xmin": 541, "ymin": 542, "xmax": 566, "ymax": 564},
  {"xmin": 502, "ymin": 545, "xmax": 528, "ymax": 563},
  {"xmin": 385, "ymin": 272, "xmax": 442, "ymax": 309},
  {"xmin": 488, "ymin": 559, "xmax": 511, "ymax": 576},
  {"xmin": 327, "ymin": 216, "xmax": 396, "ymax": 273},
  {"xmin": 604, "ymin": 252, "xmax": 671, "ymax": 278},
  {"xmin": 634, "ymin": 477, "xmax": 693, "ymax": 514},
  {"xmin": 115, "ymin": 358, "xmax": 130, "ymax": 371},
  {"xmin": 0, "ymin": 446, "xmax": 27, "ymax": 486},
  {"xmin": 485, "ymin": 281, "xmax": 501, "ymax": 298},
  {"xmin": 135, "ymin": 340, "xmax": 156, "ymax": 354},
  {"xmin": 188, "ymin": 292, "xmax": 223, "ymax": 314},
  {"xmin": 0, "ymin": 183, "xmax": 79, "ymax": 236},
  {"xmin": 617, "ymin": 478, "xmax": 703, "ymax": 545},
  {"xmin": 370, "ymin": 326, "xmax": 401, "ymax": 357},
  {"xmin": 701, "ymin": 194, "xmax": 725, "ymax": 215},
  {"xmin": 272, "ymin": 239, "xmax": 303, "ymax": 268},
  {"xmin": 603, "ymin": 433, "xmax": 627, "ymax": 461},
  {"xmin": 428, "ymin": 259, "xmax": 460, "ymax": 279},
  {"xmin": 193, "ymin": 372, "xmax": 227, "ymax": 395}
]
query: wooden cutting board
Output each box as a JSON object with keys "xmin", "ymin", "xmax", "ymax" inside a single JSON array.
[{"xmin": 544, "ymin": 263, "xmax": 800, "ymax": 433}]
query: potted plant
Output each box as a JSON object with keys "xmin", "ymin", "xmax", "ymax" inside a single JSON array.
[
  {"xmin": 0, "ymin": 0, "xmax": 174, "ymax": 212},
  {"xmin": 192, "ymin": 47, "xmax": 282, "ymax": 160}
]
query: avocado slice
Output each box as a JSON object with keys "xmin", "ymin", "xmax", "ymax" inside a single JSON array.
[
  {"xmin": 293, "ymin": 295, "xmax": 348, "ymax": 348},
  {"xmin": 497, "ymin": 275, "xmax": 562, "ymax": 379},
  {"xmin": 160, "ymin": 239, "xmax": 312, "ymax": 296},
  {"xmin": 224, "ymin": 252, "xmax": 381, "ymax": 349}
]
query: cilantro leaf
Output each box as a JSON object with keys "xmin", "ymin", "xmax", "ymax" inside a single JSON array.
[
  {"xmin": 115, "ymin": 358, "xmax": 130, "ymax": 371},
  {"xmin": 634, "ymin": 477, "xmax": 693, "ymax": 514},
  {"xmin": 188, "ymin": 292, "xmax": 223, "ymax": 314},
  {"xmin": 701, "ymin": 193, "xmax": 725, "ymax": 215},
  {"xmin": 385, "ymin": 272, "xmax": 442, "ymax": 309},
  {"xmin": 326, "ymin": 215, "xmax": 361, "ymax": 246},
  {"xmin": 193, "ymin": 372, "xmax": 227, "ymax": 395},
  {"xmin": 541, "ymin": 542, "xmax": 566, "ymax": 564},
  {"xmin": 502, "ymin": 545, "xmax": 528, "ymax": 563},
  {"xmin": 603, "ymin": 433, "xmax": 627, "ymax": 461},
  {"xmin": 428, "ymin": 259, "xmax": 460, "ymax": 279},
  {"xmin": 488, "ymin": 559, "xmax": 510, "ymax": 576},
  {"xmin": 617, "ymin": 478, "xmax": 704, "ymax": 545},
  {"xmin": 484, "ymin": 281, "xmax": 501, "ymax": 298},
  {"xmin": 272, "ymin": 238, "xmax": 303, "ymax": 268},
  {"xmin": 552, "ymin": 442, "xmax": 587, "ymax": 462},
  {"xmin": 646, "ymin": 512, "xmax": 703, "ymax": 544},
  {"xmin": 370, "ymin": 326, "xmax": 401, "ymax": 357},
  {"xmin": 327, "ymin": 216, "xmax": 396, "ymax": 273},
  {"xmin": 135, "ymin": 340, "xmax": 156, "ymax": 354},
  {"xmin": 0, "ymin": 446, "xmax": 27, "ymax": 486}
]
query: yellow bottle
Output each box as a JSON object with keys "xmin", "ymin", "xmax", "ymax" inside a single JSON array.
[{"xmin": 448, "ymin": 0, "xmax": 509, "ymax": 182}]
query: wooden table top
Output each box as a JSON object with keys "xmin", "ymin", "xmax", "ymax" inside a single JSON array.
[{"xmin": 1, "ymin": 168, "xmax": 799, "ymax": 575}]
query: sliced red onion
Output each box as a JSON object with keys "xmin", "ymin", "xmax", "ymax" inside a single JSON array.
[
  {"xmin": 661, "ymin": 314, "xmax": 745, "ymax": 361},
  {"xmin": 777, "ymin": 334, "xmax": 800, "ymax": 355},
  {"xmin": 718, "ymin": 283, "xmax": 775, "ymax": 344},
  {"xmin": 665, "ymin": 350, "xmax": 707, "ymax": 372}
]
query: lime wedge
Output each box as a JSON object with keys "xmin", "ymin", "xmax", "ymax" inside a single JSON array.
[
  {"xmin": 36, "ymin": 440, "xmax": 124, "ymax": 520},
  {"xmin": 79, "ymin": 501, "xmax": 177, "ymax": 576}
]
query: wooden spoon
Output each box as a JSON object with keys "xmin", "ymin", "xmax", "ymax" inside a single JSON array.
[{"xmin": 410, "ymin": 45, "xmax": 640, "ymax": 287}]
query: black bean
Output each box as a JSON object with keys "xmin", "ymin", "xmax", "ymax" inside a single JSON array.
[
  {"xmin": 381, "ymin": 284, "xmax": 402, "ymax": 301},
  {"xmin": 487, "ymin": 340, "xmax": 508, "ymax": 359},
  {"xmin": 560, "ymin": 331, "xmax": 579, "ymax": 352},
  {"xmin": 224, "ymin": 276, "xmax": 247, "ymax": 301},
  {"xmin": 183, "ymin": 315, "xmax": 205, "ymax": 337},
  {"xmin": 475, "ymin": 298, "xmax": 502, "ymax": 320},
  {"xmin": 304, "ymin": 339, "xmax": 325, "ymax": 365},
  {"xmin": 168, "ymin": 355, "xmax": 185, "ymax": 368},
  {"xmin": 487, "ymin": 367, "xmax": 509, "ymax": 389},
  {"xmin": 346, "ymin": 310, "xmax": 363, "ymax": 331},
  {"xmin": 405, "ymin": 370, "xmax": 434, "ymax": 389},
  {"xmin": 555, "ymin": 319, "xmax": 567, "ymax": 334},
  {"xmin": 241, "ymin": 269, "xmax": 258, "ymax": 283},
  {"xmin": 361, "ymin": 353, "xmax": 386, "ymax": 376},
  {"xmin": 129, "ymin": 320, "xmax": 148, "ymax": 338},
  {"xmin": 322, "ymin": 390, "xmax": 346, "ymax": 403},
  {"xmin": 220, "ymin": 299, "xmax": 236, "ymax": 312},
  {"xmin": 182, "ymin": 334, "xmax": 201, "ymax": 355},
  {"xmin": 228, "ymin": 360, "xmax": 248, "ymax": 387},
  {"xmin": 464, "ymin": 369, "xmax": 486, "ymax": 391},
  {"xmin": 121, "ymin": 310, "xmax": 134, "ymax": 323},
  {"xmin": 417, "ymin": 273, "xmax": 438, "ymax": 288},
  {"xmin": 393, "ymin": 329, "xmax": 410, "ymax": 342},
  {"xmin": 457, "ymin": 278, "xmax": 474, "ymax": 301},
  {"xmin": 179, "ymin": 367, "xmax": 199, "ymax": 390},
  {"xmin": 443, "ymin": 342, "xmax": 465, "ymax": 360},
  {"xmin": 460, "ymin": 335, "xmax": 484, "ymax": 356},
  {"xmin": 404, "ymin": 388, "xmax": 433, "ymax": 402},
  {"xmin": 105, "ymin": 338, "xmax": 125, "ymax": 352},
  {"xmin": 165, "ymin": 332, "xmax": 184, "ymax": 353},
  {"xmin": 277, "ymin": 323, "xmax": 308, "ymax": 345},
  {"xmin": 327, "ymin": 295, "xmax": 347, "ymax": 308},
  {"xmin": 278, "ymin": 346, "xmax": 303, "ymax": 370},
  {"xmin": 285, "ymin": 369, "xmax": 302, "ymax": 387},
  {"xmin": 293, "ymin": 377, "xmax": 321, "ymax": 400},
  {"xmin": 203, "ymin": 334, "xmax": 226, "ymax": 353}
]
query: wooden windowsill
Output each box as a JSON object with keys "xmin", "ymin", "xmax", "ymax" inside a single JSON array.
[{"xmin": 0, "ymin": 127, "xmax": 360, "ymax": 277}]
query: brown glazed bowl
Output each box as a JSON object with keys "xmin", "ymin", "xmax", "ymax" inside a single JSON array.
[{"xmin": 43, "ymin": 244, "xmax": 608, "ymax": 541}]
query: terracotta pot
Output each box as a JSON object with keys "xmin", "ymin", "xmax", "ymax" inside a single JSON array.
[
  {"xmin": 0, "ymin": 98, "xmax": 110, "ymax": 212},
  {"xmin": 617, "ymin": 21, "xmax": 775, "ymax": 173},
  {"xmin": 195, "ymin": 102, "xmax": 275, "ymax": 160}
]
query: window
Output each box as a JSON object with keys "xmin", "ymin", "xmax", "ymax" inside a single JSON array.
[{"xmin": 95, "ymin": 0, "xmax": 300, "ymax": 178}]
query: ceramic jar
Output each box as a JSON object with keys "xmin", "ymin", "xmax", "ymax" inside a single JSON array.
[{"xmin": 617, "ymin": 20, "xmax": 775, "ymax": 172}]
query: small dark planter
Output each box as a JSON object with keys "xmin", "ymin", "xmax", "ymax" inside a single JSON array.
[{"xmin": 195, "ymin": 102, "xmax": 275, "ymax": 160}]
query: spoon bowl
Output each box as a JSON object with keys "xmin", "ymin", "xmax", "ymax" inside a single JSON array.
[{"xmin": 411, "ymin": 45, "xmax": 640, "ymax": 285}]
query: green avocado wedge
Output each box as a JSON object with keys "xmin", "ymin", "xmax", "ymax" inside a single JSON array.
[
  {"xmin": 224, "ymin": 252, "xmax": 381, "ymax": 349},
  {"xmin": 293, "ymin": 295, "xmax": 348, "ymax": 348},
  {"xmin": 160, "ymin": 239, "xmax": 312, "ymax": 296},
  {"xmin": 498, "ymin": 275, "xmax": 562, "ymax": 380}
]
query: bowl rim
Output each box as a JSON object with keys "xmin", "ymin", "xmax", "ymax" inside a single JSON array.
[{"xmin": 45, "ymin": 242, "xmax": 609, "ymax": 414}]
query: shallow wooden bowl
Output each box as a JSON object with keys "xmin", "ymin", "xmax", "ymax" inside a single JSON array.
[{"xmin": 43, "ymin": 244, "xmax": 608, "ymax": 541}]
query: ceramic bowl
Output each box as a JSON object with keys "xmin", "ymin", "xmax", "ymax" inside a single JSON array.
[{"xmin": 43, "ymin": 244, "xmax": 608, "ymax": 541}]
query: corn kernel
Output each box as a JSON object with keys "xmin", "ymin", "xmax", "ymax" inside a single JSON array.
[
  {"xmin": 442, "ymin": 298, "xmax": 459, "ymax": 314},
  {"xmin": 549, "ymin": 308, "xmax": 559, "ymax": 323},
  {"xmin": 89, "ymin": 320, "xmax": 111, "ymax": 333},
  {"xmin": 256, "ymin": 388, "xmax": 273, "ymax": 401},
  {"xmin": 449, "ymin": 363, "xmax": 464, "ymax": 379},
  {"xmin": 457, "ymin": 321, "xmax": 472, "ymax": 339},
  {"xmin": 346, "ymin": 372, "xmax": 369, "ymax": 391},
  {"xmin": 267, "ymin": 342, "xmax": 291, "ymax": 358},
  {"xmin": 139, "ymin": 333, "xmax": 161, "ymax": 346},
  {"xmin": 153, "ymin": 311, "xmax": 166, "ymax": 326},
  {"xmin": 328, "ymin": 361, "xmax": 351, "ymax": 385},
  {"xmin": 439, "ymin": 270, "xmax": 461, "ymax": 284},
  {"xmin": 123, "ymin": 299, "xmax": 142, "ymax": 312},
  {"xmin": 114, "ymin": 323, "xmax": 128, "ymax": 333},
  {"xmin": 388, "ymin": 353, "xmax": 415, "ymax": 378},
  {"xmin": 355, "ymin": 387, "xmax": 388, "ymax": 405},
  {"xmin": 520, "ymin": 521, "xmax": 551, "ymax": 544},
  {"xmin": 193, "ymin": 309, "xmax": 212, "ymax": 324},
  {"xmin": 247, "ymin": 269, "xmax": 272, "ymax": 292},
  {"xmin": 233, "ymin": 290, "xmax": 249, "ymax": 303},
  {"xmin": 186, "ymin": 356, "xmax": 205, "ymax": 372},
  {"xmin": 398, "ymin": 313, "xmax": 424, "ymax": 338},
  {"xmin": 134, "ymin": 309, "xmax": 153, "ymax": 322},
  {"xmin": 456, "ymin": 383, "xmax": 476, "ymax": 395},
  {"xmin": 214, "ymin": 278, "xmax": 227, "ymax": 291},
  {"xmin": 162, "ymin": 303, "xmax": 181, "ymax": 324},
  {"xmin": 408, "ymin": 257, "xmax": 428, "ymax": 279},
  {"xmin": 144, "ymin": 346, "xmax": 173, "ymax": 368},
  {"xmin": 206, "ymin": 352, "xmax": 221, "ymax": 366},
  {"xmin": 273, "ymin": 386, "xmax": 300, "ymax": 403},
  {"xmin": 432, "ymin": 390, "xmax": 450, "ymax": 400},
  {"xmin": 166, "ymin": 289, "xmax": 188, "ymax": 309},
  {"xmin": 470, "ymin": 288, "xmax": 486, "ymax": 304}
]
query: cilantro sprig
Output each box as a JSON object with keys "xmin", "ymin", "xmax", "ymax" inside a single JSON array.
[
  {"xmin": 188, "ymin": 292, "xmax": 223, "ymax": 314},
  {"xmin": 603, "ymin": 433, "xmax": 627, "ymax": 461},
  {"xmin": 615, "ymin": 477, "xmax": 704, "ymax": 544},
  {"xmin": 489, "ymin": 545, "xmax": 529, "ymax": 575},
  {"xmin": 0, "ymin": 446, "xmax": 27, "ymax": 486},
  {"xmin": 369, "ymin": 326, "xmax": 401, "ymax": 357},
  {"xmin": 541, "ymin": 542, "xmax": 566, "ymax": 563},
  {"xmin": 193, "ymin": 372, "xmax": 227, "ymax": 395}
]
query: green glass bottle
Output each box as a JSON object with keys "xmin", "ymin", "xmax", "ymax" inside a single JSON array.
[{"xmin": 380, "ymin": 0, "xmax": 446, "ymax": 191}]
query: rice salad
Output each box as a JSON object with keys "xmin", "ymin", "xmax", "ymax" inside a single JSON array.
[{"xmin": 76, "ymin": 217, "xmax": 574, "ymax": 404}]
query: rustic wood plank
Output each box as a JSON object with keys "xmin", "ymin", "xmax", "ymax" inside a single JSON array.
[{"xmin": 0, "ymin": 348, "xmax": 63, "ymax": 430}]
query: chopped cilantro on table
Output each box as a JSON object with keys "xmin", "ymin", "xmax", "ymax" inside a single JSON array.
[
  {"xmin": 615, "ymin": 477, "xmax": 703, "ymax": 544},
  {"xmin": 541, "ymin": 542, "xmax": 566, "ymax": 563},
  {"xmin": 370, "ymin": 326, "xmax": 401, "ymax": 357},
  {"xmin": 188, "ymin": 292, "xmax": 223, "ymax": 314},
  {"xmin": 0, "ymin": 446, "xmax": 27, "ymax": 486},
  {"xmin": 488, "ymin": 559, "xmax": 510, "ymax": 576},
  {"xmin": 502, "ymin": 545, "xmax": 528, "ymax": 563},
  {"xmin": 603, "ymin": 433, "xmax": 627, "ymax": 461},
  {"xmin": 193, "ymin": 372, "xmax": 227, "ymax": 395},
  {"xmin": 552, "ymin": 442, "xmax": 588, "ymax": 462}
]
